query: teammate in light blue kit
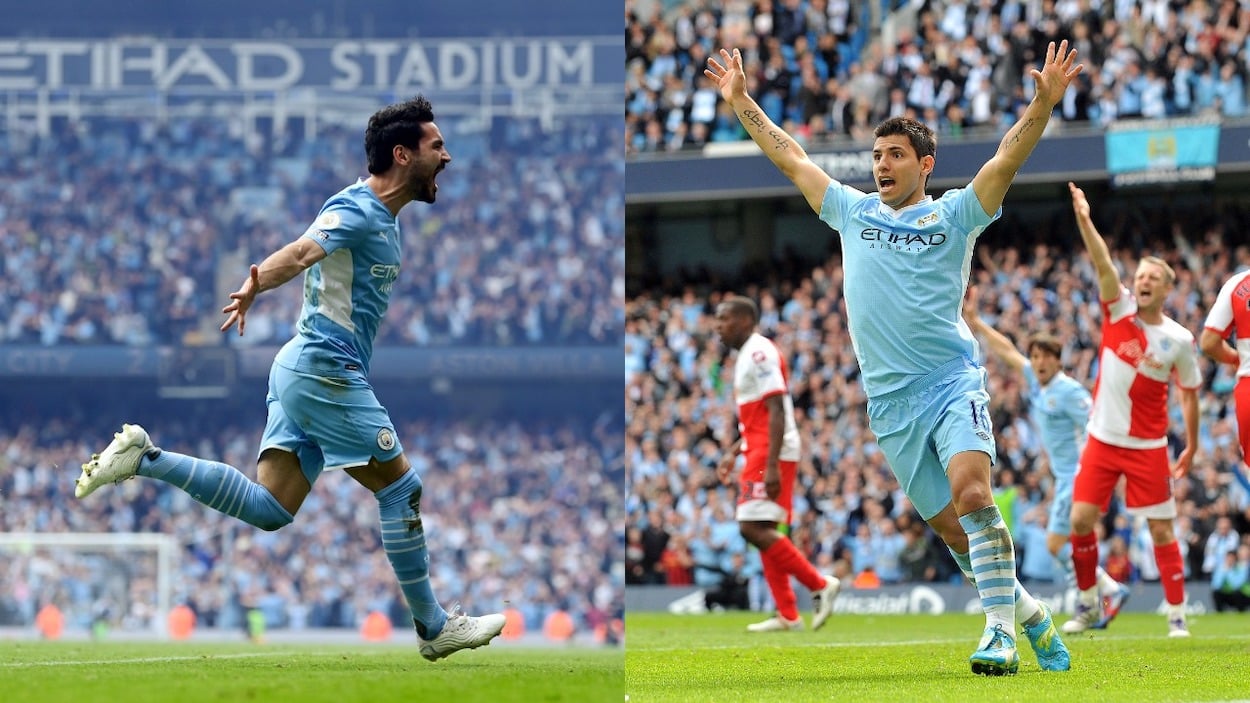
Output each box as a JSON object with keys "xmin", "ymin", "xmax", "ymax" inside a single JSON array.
[
  {"xmin": 964, "ymin": 300, "xmax": 1131, "ymax": 628},
  {"xmin": 75, "ymin": 95, "xmax": 506, "ymax": 661},
  {"xmin": 706, "ymin": 41, "xmax": 1084, "ymax": 675}
]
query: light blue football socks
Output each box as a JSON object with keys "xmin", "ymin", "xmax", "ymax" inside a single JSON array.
[
  {"xmin": 376, "ymin": 468, "xmax": 448, "ymax": 639},
  {"xmin": 139, "ymin": 450, "xmax": 294, "ymax": 531},
  {"xmin": 1055, "ymin": 542, "xmax": 1077, "ymax": 587},
  {"xmin": 958, "ymin": 505, "xmax": 1022, "ymax": 631}
]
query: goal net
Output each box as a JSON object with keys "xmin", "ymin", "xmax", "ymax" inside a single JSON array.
[{"xmin": 0, "ymin": 532, "xmax": 177, "ymax": 637}]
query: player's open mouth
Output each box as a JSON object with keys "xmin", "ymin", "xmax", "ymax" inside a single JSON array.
[{"xmin": 879, "ymin": 177, "xmax": 895, "ymax": 189}]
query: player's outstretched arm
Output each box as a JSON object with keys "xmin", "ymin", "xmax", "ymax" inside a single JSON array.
[
  {"xmin": 1067, "ymin": 181, "xmax": 1120, "ymax": 302},
  {"xmin": 221, "ymin": 237, "xmax": 328, "ymax": 335},
  {"xmin": 962, "ymin": 288, "xmax": 1027, "ymax": 372},
  {"xmin": 970, "ymin": 40, "xmax": 1083, "ymax": 216},
  {"xmin": 705, "ymin": 48, "xmax": 832, "ymax": 214}
]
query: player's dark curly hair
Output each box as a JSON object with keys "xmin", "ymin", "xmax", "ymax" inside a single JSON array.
[
  {"xmin": 874, "ymin": 117, "xmax": 936, "ymax": 187},
  {"xmin": 364, "ymin": 95, "xmax": 436, "ymax": 174},
  {"xmin": 874, "ymin": 117, "xmax": 936, "ymax": 161}
]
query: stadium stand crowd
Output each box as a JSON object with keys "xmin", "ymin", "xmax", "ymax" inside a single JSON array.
[
  {"xmin": 625, "ymin": 201, "xmax": 1250, "ymax": 608},
  {"xmin": 0, "ymin": 401, "xmax": 625, "ymax": 639},
  {"xmin": 0, "ymin": 113, "xmax": 622, "ymax": 348},
  {"xmin": 626, "ymin": 0, "xmax": 1250, "ymax": 154}
]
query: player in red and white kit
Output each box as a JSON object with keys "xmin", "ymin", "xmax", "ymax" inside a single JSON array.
[
  {"xmin": 713, "ymin": 295, "xmax": 841, "ymax": 632},
  {"xmin": 1201, "ymin": 270, "xmax": 1250, "ymax": 461},
  {"xmin": 1063, "ymin": 183, "xmax": 1201, "ymax": 638}
]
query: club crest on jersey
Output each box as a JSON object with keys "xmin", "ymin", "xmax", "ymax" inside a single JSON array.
[
  {"xmin": 751, "ymin": 350, "xmax": 767, "ymax": 364},
  {"xmin": 916, "ymin": 212, "xmax": 940, "ymax": 226},
  {"xmin": 377, "ymin": 428, "xmax": 396, "ymax": 452}
]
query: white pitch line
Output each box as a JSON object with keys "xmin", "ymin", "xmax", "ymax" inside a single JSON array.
[
  {"xmin": 0, "ymin": 651, "xmax": 340, "ymax": 668},
  {"xmin": 631, "ymin": 631, "xmax": 1250, "ymax": 654}
]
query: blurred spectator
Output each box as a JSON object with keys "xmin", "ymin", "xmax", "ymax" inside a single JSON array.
[
  {"xmin": 1202, "ymin": 516, "xmax": 1241, "ymax": 578},
  {"xmin": 1210, "ymin": 544, "xmax": 1250, "ymax": 611},
  {"xmin": 703, "ymin": 552, "xmax": 752, "ymax": 611}
]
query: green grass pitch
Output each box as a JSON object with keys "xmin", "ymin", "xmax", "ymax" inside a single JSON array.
[
  {"xmin": 0, "ymin": 641, "xmax": 623, "ymax": 703},
  {"xmin": 626, "ymin": 611, "xmax": 1250, "ymax": 703}
]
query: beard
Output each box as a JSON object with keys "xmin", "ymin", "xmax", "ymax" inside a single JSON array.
[{"xmin": 414, "ymin": 178, "xmax": 437, "ymax": 203}]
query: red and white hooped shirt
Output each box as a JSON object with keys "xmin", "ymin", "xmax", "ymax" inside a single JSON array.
[
  {"xmin": 1203, "ymin": 270, "xmax": 1250, "ymax": 378},
  {"xmin": 1088, "ymin": 287, "xmax": 1201, "ymax": 449},
  {"xmin": 734, "ymin": 332, "xmax": 800, "ymax": 462}
]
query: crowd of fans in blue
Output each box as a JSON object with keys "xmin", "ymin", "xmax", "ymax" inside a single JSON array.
[
  {"xmin": 627, "ymin": 0, "xmax": 1250, "ymax": 154},
  {"xmin": 0, "ymin": 113, "xmax": 622, "ymax": 348}
]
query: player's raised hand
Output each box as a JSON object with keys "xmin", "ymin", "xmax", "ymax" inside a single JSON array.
[
  {"xmin": 704, "ymin": 48, "xmax": 747, "ymax": 103},
  {"xmin": 1068, "ymin": 181, "xmax": 1091, "ymax": 222},
  {"xmin": 221, "ymin": 264, "xmax": 261, "ymax": 336},
  {"xmin": 1031, "ymin": 40, "xmax": 1084, "ymax": 109}
]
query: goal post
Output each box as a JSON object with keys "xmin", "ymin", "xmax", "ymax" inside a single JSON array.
[{"xmin": 0, "ymin": 532, "xmax": 177, "ymax": 637}]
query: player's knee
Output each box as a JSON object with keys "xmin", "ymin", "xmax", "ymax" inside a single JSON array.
[
  {"xmin": 1147, "ymin": 522, "xmax": 1175, "ymax": 545},
  {"xmin": 951, "ymin": 486, "xmax": 992, "ymax": 514},
  {"xmin": 255, "ymin": 512, "xmax": 294, "ymax": 532},
  {"xmin": 737, "ymin": 521, "xmax": 771, "ymax": 547},
  {"xmin": 1069, "ymin": 504, "xmax": 1098, "ymax": 534}
]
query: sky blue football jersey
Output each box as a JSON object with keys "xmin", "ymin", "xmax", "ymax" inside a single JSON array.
[
  {"xmin": 275, "ymin": 180, "xmax": 400, "ymax": 377},
  {"xmin": 1022, "ymin": 362, "xmax": 1091, "ymax": 477},
  {"xmin": 819, "ymin": 182, "xmax": 999, "ymax": 397}
]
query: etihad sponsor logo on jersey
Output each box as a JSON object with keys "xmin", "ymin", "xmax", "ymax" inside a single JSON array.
[
  {"xmin": 860, "ymin": 228, "xmax": 947, "ymax": 252},
  {"xmin": 369, "ymin": 263, "xmax": 400, "ymax": 294}
]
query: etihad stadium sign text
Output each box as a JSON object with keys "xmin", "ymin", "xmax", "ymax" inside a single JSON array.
[{"xmin": 0, "ymin": 37, "xmax": 616, "ymax": 91}]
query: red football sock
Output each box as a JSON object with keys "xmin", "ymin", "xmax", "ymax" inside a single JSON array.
[
  {"xmin": 763, "ymin": 537, "xmax": 826, "ymax": 592},
  {"xmin": 760, "ymin": 546, "xmax": 799, "ymax": 621},
  {"xmin": 1154, "ymin": 541, "xmax": 1186, "ymax": 606},
  {"xmin": 1070, "ymin": 531, "xmax": 1100, "ymax": 592}
]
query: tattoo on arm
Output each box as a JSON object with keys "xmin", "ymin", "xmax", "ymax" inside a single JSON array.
[
  {"xmin": 742, "ymin": 109, "xmax": 791, "ymax": 151},
  {"xmin": 742, "ymin": 109, "xmax": 766, "ymax": 132},
  {"xmin": 1006, "ymin": 117, "xmax": 1036, "ymax": 146}
]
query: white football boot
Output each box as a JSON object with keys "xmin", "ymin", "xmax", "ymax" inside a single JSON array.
[
  {"xmin": 811, "ymin": 575, "xmax": 842, "ymax": 631},
  {"xmin": 75, "ymin": 423, "xmax": 153, "ymax": 498},
  {"xmin": 419, "ymin": 605, "xmax": 507, "ymax": 661},
  {"xmin": 746, "ymin": 614, "xmax": 803, "ymax": 632}
]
